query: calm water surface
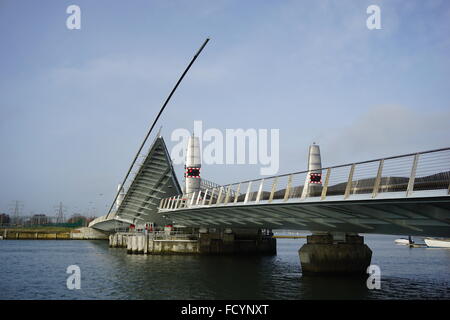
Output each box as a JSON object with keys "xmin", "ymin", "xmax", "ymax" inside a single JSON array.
[{"xmin": 1, "ymin": 234, "xmax": 449, "ymax": 299}]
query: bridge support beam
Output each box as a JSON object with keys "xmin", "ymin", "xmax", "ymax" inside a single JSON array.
[{"xmin": 298, "ymin": 233, "xmax": 372, "ymax": 275}]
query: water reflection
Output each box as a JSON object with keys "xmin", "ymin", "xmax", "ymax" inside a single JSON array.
[
  {"xmin": 0, "ymin": 236, "xmax": 449, "ymax": 299},
  {"xmin": 299, "ymin": 275, "xmax": 370, "ymax": 300}
]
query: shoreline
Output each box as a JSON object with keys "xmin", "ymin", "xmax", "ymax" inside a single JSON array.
[{"xmin": 0, "ymin": 227, "xmax": 108, "ymax": 240}]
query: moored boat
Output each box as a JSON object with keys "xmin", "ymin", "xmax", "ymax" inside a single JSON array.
[
  {"xmin": 424, "ymin": 238, "xmax": 450, "ymax": 248},
  {"xmin": 395, "ymin": 235, "xmax": 414, "ymax": 245}
]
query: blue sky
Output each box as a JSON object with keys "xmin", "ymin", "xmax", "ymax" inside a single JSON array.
[{"xmin": 1, "ymin": 0, "xmax": 449, "ymax": 217}]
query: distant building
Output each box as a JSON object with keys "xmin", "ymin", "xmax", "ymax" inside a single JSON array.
[
  {"xmin": 31, "ymin": 214, "xmax": 48, "ymax": 225},
  {"xmin": 0, "ymin": 213, "xmax": 10, "ymax": 226}
]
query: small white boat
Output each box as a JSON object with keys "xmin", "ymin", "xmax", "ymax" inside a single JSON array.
[
  {"xmin": 395, "ymin": 238, "xmax": 411, "ymax": 245},
  {"xmin": 395, "ymin": 235, "xmax": 414, "ymax": 245},
  {"xmin": 424, "ymin": 238, "xmax": 450, "ymax": 248}
]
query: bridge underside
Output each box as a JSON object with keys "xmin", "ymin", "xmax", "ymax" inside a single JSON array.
[
  {"xmin": 160, "ymin": 194, "xmax": 450, "ymax": 237},
  {"xmin": 88, "ymin": 218, "xmax": 132, "ymax": 233}
]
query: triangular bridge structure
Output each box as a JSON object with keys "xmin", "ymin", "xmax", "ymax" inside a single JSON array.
[{"xmin": 89, "ymin": 135, "xmax": 182, "ymax": 231}]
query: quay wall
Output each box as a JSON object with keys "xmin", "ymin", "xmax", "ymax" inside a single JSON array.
[{"xmin": 1, "ymin": 227, "xmax": 108, "ymax": 240}]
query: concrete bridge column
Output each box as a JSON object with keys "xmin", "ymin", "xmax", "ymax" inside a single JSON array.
[
  {"xmin": 132, "ymin": 235, "xmax": 139, "ymax": 254},
  {"xmin": 126, "ymin": 235, "xmax": 133, "ymax": 253},
  {"xmin": 298, "ymin": 232, "xmax": 372, "ymax": 275},
  {"xmin": 137, "ymin": 235, "xmax": 145, "ymax": 254},
  {"xmin": 143, "ymin": 235, "xmax": 148, "ymax": 254}
]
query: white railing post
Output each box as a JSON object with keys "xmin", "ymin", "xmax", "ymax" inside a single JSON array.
[
  {"xmin": 407, "ymin": 154, "xmax": 420, "ymax": 197},
  {"xmin": 372, "ymin": 159, "xmax": 384, "ymax": 198},
  {"xmin": 301, "ymin": 173, "xmax": 308, "ymax": 200},
  {"xmin": 244, "ymin": 182, "xmax": 252, "ymax": 204},
  {"xmin": 175, "ymin": 195, "xmax": 182, "ymax": 209},
  {"xmin": 196, "ymin": 191, "xmax": 202, "ymax": 205},
  {"xmin": 163, "ymin": 198, "xmax": 168, "ymax": 209},
  {"xmin": 283, "ymin": 175, "xmax": 292, "ymax": 202},
  {"xmin": 234, "ymin": 183, "xmax": 241, "ymax": 203},
  {"xmin": 176, "ymin": 195, "xmax": 182, "ymax": 209},
  {"xmin": 224, "ymin": 185, "xmax": 231, "ymax": 205},
  {"xmin": 216, "ymin": 187, "xmax": 224, "ymax": 205},
  {"xmin": 202, "ymin": 189, "xmax": 209, "ymax": 205},
  {"xmin": 255, "ymin": 179, "xmax": 264, "ymax": 203},
  {"xmin": 170, "ymin": 196, "xmax": 177, "ymax": 209},
  {"xmin": 190, "ymin": 192, "xmax": 196, "ymax": 206},
  {"xmin": 171, "ymin": 197, "xmax": 176, "ymax": 209},
  {"xmin": 208, "ymin": 188, "xmax": 216, "ymax": 205},
  {"xmin": 344, "ymin": 164, "xmax": 356, "ymax": 199},
  {"xmin": 268, "ymin": 177, "xmax": 278, "ymax": 203},
  {"xmin": 165, "ymin": 198, "xmax": 170, "ymax": 209},
  {"xmin": 320, "ymin": 168, "xmax": 331, "ymax": 200},
  {"xmin": 172, "ymin": 197, "xmax": 177, "ymax": 209}
]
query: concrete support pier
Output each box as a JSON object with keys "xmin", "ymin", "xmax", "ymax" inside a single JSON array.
[
  {"xmin": 112, "ymin": 228, "xmax": 276, "ymax": 255},
  {"xmin": 110, "ymin": 233, "xmax": 129, "ymax": 248},
  {"xmin": 298, "ymin": 233, "xmax": 372, "ymax": 275},
  {"xmin": 198, "ymin": 228, "xmax": 276, "ymax": 255}
]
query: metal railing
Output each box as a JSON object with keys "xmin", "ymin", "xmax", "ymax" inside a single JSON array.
[
  {"xmin": 159, "ymin": 147, "xmax": 450, "ymax": 211},
  {"xmin": 200, "ymin": 178, "xmax": 222, "ymax": 191}
]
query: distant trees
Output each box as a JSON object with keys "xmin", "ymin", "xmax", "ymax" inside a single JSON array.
[{"xmin": 67, "ymin": 214, "xmax": 91, "ymax": 227}]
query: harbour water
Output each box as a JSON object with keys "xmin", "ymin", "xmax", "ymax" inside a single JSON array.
[{"xmin": 0, "ymin": 234, "xmax": 449, "ymax": 300}]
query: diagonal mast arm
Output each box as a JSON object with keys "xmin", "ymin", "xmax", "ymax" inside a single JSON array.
[{"xmin": 106, "ymin": 38, "xmax": 210, "ymax": 219}]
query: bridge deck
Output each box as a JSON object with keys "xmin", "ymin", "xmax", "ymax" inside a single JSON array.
[{"xmin": 158, "ymin": 148, "xmax": 450, "ymax": 237}]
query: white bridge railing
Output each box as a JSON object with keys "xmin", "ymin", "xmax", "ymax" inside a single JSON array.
[{"xmin": 159, "ymin": 147, "xmax": 450, "ymax": 211}]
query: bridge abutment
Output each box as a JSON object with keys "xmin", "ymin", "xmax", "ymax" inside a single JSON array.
[{"xmin": 299, "ymin": 233, "xmax": 372, "ymax": 275}]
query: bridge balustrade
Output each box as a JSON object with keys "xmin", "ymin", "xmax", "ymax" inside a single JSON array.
[{"xmin": 159, "ymin": 148, "xmax": 450, "ymax": 211}]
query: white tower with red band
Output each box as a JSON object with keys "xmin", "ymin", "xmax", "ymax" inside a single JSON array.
[
  {"xmin": 301, "ymin": 143, "xmax": 322, "ymax": 198},
  {"xmin": 185, "ymin": 135, "xmax": 201, "ymax": 195}
]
